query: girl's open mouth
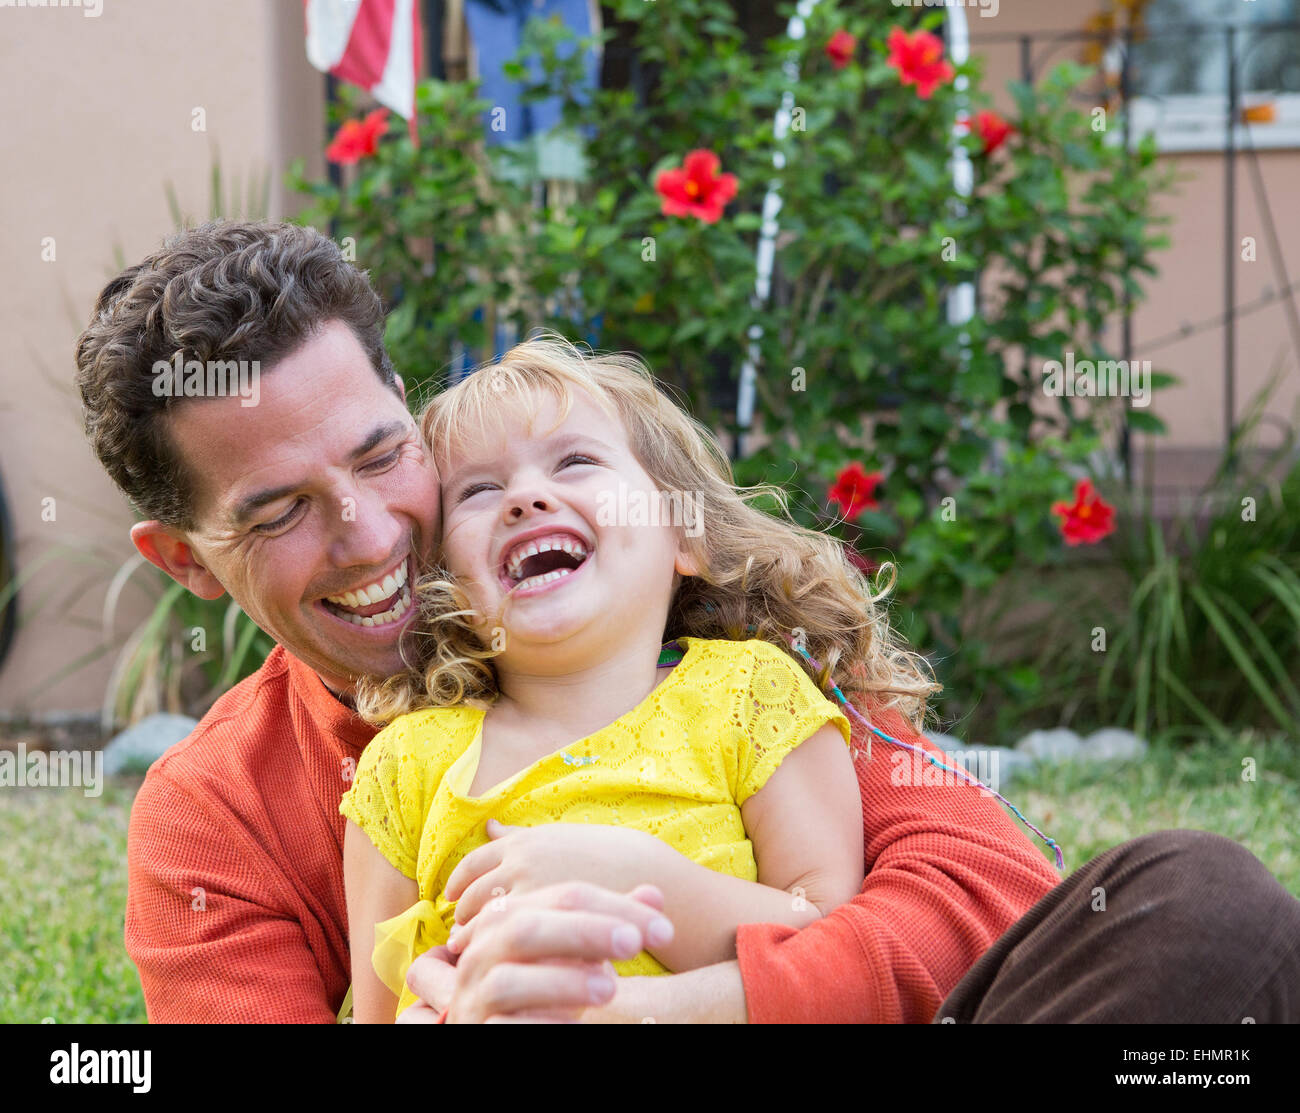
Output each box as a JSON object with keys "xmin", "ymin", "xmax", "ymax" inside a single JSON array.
[{"xmin": 499, "ymin": 532, "xmax": 592, "ymax": 594}]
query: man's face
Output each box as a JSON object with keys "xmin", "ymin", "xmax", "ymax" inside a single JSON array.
[{"xmin": 165, "ymin": 320, "xmax": 440, "ymax": 695}]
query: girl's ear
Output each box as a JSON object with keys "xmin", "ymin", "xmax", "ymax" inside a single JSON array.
[{"xmin": 674, "ymin": 540, "xmax": 701, "ymax": 577}]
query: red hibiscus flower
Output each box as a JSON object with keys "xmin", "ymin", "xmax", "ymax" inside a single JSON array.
[
  {"xmin": 655, "ymin": 150, "xmax": 738, "ymax": 224},
  {"xmin": 326, "ymin": 108, "xmax": 390, "ymax": 165},
  {"xmin": 829, "ymin": 463, "xmax": 884, "ymax": 519},
  {"xmin": 1052, "ymin": 479, "xmax": 1116, "ymax": 545},
  {"xmin": 974, "ymin": 109, "xmax": 1014, "ymax": 155},
  {"xmin": 886, "ymin": 27, "xmax": 955, "ymax": 100},
  {"xmin": 826, "ymin": 29, "xmax": 857, "ymax": 70},
  {"xmin": 845, "ymin": 544, "xmax": 880, "ymax": 577}
]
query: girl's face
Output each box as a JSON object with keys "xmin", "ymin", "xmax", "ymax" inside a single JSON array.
[{"xmin": 436, "ymin": 387, "xmax": 697, "ymax": 670}]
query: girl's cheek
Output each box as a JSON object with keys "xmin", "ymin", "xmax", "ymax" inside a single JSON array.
[{"xmin": 442, "ymin": 522, "xmax": 490, "ymax": 583}]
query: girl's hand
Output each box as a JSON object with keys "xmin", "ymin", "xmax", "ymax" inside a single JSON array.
[{"xmin": 444, "ymin": 819, "xmax": 668, "ymax": 939}]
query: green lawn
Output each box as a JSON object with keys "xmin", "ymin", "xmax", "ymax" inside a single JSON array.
[
  {"xmin": 1001, "ymin": 732, "xmax": 1300, "ymax": 897},
  {"xmin": 0, "ymin": 777, "xmax": 146, "ymax": 1023},
  {"xmin": 0, "ymin": 736, "xmax": 1295, "ymax": 1022}
]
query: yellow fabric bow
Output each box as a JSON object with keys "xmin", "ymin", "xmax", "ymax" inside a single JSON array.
[{"xmin": 372, "ymin": 898, "xmax": 444, "ymax": 1011}]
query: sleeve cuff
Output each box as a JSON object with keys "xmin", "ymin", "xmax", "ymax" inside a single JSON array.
[
  {"xmin": 339, "ymin": 792, "xmax": 418, "ymax": 879},
  {"xmin": 737, "ymin": 708, "xmax": 853, "ymax": 807},
  {"xmin": 735, "ymin": 914, "xmax": 879, "ymax": 1024}
]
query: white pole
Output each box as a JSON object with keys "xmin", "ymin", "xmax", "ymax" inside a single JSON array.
[
  {"xmin": 735, "ymin": 0, "xmax": 822, "ymax": 457},
  {"xmin": 946, "ymin": 1, "xmax": 974, "ymax": 340},
  {"xmin": 737, "ymin": 3, "xmax": 974, "ymax": 454}
]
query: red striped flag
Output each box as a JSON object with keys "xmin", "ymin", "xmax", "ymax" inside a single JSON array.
[{"xmin": 304, "ymin": 0, "xmax": 422, "ymax": 129}]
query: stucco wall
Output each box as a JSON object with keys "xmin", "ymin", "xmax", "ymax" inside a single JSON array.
[
  {"xmin": 0, "ymin": 0, "xmax": 324, "ymax": 714},
  {"xmin": 975, "ymin": 0, "xmax": 1300, "ymax": 481}
]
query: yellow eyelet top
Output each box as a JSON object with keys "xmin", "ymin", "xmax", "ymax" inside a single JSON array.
[{"xmin": 340, "ymin": 637, "xmax": 851, "ymax": 1013}]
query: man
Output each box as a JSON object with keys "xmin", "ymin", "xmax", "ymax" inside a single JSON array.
[
  {"xmin": 78, "ymin": 221, "xmax": 1300, "ymax": 1023},
  {"xmin": 76, "ymin": 220, "xmax": 704, "ymax": 1022}
]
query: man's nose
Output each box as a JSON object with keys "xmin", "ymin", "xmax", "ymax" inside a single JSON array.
[{"xmin": 328, "ymin": 487, "xmax": 405, "ymax": 567}]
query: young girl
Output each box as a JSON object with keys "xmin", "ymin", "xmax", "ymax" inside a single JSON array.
[{"xmin": 339, "ymin": 334, "xmax": 938, "ymax": 1022}]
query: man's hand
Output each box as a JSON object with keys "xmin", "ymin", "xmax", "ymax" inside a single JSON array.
[
  {"xmin": 400, "ymin": 881, "xmax": 674, "ymax": 1024},
  {"xmin": 392, "ymin": 944, "xmax": 459, "ymax": 1023},
  {"xmin": 444, "ymin": 819, "xmax": 668, "ymax": 925}
]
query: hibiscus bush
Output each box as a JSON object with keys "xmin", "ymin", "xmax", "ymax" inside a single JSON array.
[{"xmin": 290, "ymin": 0, "xmax": 1173, "ymax": 736}]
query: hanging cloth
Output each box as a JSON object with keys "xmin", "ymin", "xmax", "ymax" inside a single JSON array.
[{"xmin": 463, "ymin": 0, "xmax": 601, "ymax": 149}]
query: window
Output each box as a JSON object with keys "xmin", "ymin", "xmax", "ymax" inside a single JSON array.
[{"xmin": 1126, "ymin": 0, "xmax": 1300, "ymax": 150}]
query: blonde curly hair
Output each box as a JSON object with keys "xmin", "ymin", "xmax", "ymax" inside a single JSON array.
[{"xmin": 355, "ymin": 333, "xmax": 939, "ymax": 730}]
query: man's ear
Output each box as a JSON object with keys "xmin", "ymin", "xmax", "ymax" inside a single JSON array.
[
  {"xmin": 395, "ymin": 373, "xmax": 407, "ymax": 406},
  {"xmin": 130, "ymin": 522, "xmax": 227, "ymax": 601}
]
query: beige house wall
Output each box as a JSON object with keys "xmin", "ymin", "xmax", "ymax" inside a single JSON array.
[
  {"xmin": 978, "ymin": 0, "xmax": 1300, "ymax": 481},
  {"xmin": 1, "ymin": 0, "xmax": 1295, "ymax": 712},
  {"xmin": 0, "ymin": 0, "xmax": 324, "ymax": 715}
]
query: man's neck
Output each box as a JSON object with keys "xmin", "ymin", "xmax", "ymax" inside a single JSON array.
[{"xmin": 320, "ymin": 676, "xmax": 357, "ymax": 710}]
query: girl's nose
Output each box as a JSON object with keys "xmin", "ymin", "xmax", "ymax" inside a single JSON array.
[{"xmin": 506, "ymin": 497, "xmax": 551, "ymax": 520}]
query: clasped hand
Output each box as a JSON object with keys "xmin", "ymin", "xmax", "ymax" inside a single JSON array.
[{"xmin": 443, "ymin": 817, "xmax": 665, "ymax": 949}]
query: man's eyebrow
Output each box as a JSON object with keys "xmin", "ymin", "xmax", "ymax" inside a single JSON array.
[
  {"xmin": 230, "ymin": 484, "xmax": 301, "ymax": 527},
  {"xmin": 349, "ymin": 420, "xmax": 410, "ymax": 461},
  {"xmin": 229, "ymin": 421, "xmax": 411, "ymax": 526}
]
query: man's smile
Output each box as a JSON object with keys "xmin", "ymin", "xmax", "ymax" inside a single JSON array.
[{"xmin": 319, "ymin": 554, "xmax": 414, "ymax": 628}]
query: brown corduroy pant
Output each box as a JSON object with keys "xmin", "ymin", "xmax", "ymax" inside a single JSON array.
[{"xmin": 933, "ymin": 829, "xmax": 1300, "ymax": 1023}]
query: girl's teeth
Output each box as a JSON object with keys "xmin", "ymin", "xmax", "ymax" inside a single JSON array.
[
  {"xmin": 516, "ymin": 567, "xmax": 575, "ymax": 591},
  {"xmin": 504, "ymin": 537, "xmax": 589, "ymax": 581}
]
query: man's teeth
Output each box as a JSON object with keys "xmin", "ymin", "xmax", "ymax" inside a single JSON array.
[
  {"xmin": 333, "ymin": 586, "xmax": 412, "ymax": 627},
  {"xmin": 505, "ymin": 536, "xmax": 588, "ymax": 582},
  {"xmin": 324, "ymin": 560, "xmax": 408, "ymax": 609}
]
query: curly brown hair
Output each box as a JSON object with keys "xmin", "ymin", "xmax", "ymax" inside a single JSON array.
[
  {"xmin": 75, "ymin": 220, "xmax": 397, "ymax": 528},
  {"xmin": 358, "ymin": 334, "xmax": 939, "ymax": 731}
]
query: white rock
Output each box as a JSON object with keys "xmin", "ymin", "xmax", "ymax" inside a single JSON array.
[
  {"xmin": 982, "ymin": 745, "xmax": 1039, "ymax": 780},
  {"xmin": 103, "ymin": 713, "xmax": 198, "ymax": 776},
  {"xmin": 923, "ymin": 731, "xmax": 965, "ymax": 752},
  {"xmin": 1080, "ymin": 728, "xmax": 1148, "ymax": 762},
  {"xmin": 918, "ymin": 740, "xmax": 1038, "ymax": 791},
  {"xmin": 1014, "ymin": 728, "xmax": 1083, "ymax": 761}
]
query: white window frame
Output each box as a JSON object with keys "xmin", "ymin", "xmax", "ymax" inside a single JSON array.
[
  {"xmin": 1112, "ymin": 0, "xmax": 1300, "ymax": 152},
  {"xmin": 1127, "ymin": 92, "xmax": 1300, "ymax": 152}
]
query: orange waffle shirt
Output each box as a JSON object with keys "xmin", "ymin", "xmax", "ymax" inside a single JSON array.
[
  {"xmin": 735, "ymin": 704, "xmax": 1062, "ymax": 1023},
  {"xmin": 125, "ymin": 648, "xmax": 1060, "ymax": 1023},
  {"xmin": 124, "ymin": 645, "xmax": 375, "ymax": 1023}
]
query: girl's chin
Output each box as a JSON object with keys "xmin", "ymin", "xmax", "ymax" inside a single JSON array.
[
  {"xmin": 492, "ymin": 608, "xmax": 601, "ymax": 650},
  {"xmin": 498, "ymin": 619, "xmax": 588, "ymax": 646}
]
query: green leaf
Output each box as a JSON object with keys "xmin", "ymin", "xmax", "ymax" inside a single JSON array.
[
  {"xmin": 1158, "ymin": 668, "xmax": 1234, "ymax": 743},
  {"xmin": 1188, "ymin": 584, "xmax": 1295, "ymax": 731},
  {"xmin": 1125, "ymin": 410, "xmax": 1166, "ymax": 434}
]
